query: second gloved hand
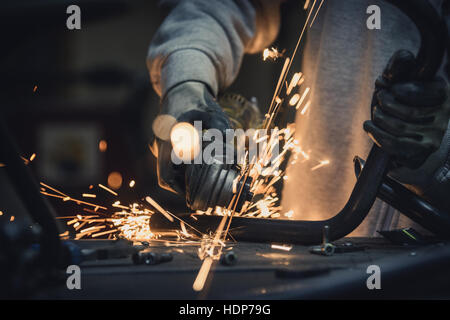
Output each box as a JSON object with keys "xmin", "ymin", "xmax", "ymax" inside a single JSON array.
[{"xmin": 364, "ymin": 50, "xmax": 450, "ymax": 169}]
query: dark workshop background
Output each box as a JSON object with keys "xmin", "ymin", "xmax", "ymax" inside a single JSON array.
[{"xmin": 0, "ymin": 0, "xmax": 304, "ymax": 222}]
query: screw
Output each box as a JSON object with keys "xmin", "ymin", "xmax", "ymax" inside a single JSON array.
[
  {"xmin": 323, "ymin": 225, "xmax": 330, "ymax": 244},
  {"xmin": 309, "ymin": 243, "xmax": 335, "ymax": 256},
  {"xmin": 309, "ymin": 225, "xmax": 335, "ymax": 256},
  {"xmin": 133, "ymin": 251, "xmax": 173, "ymax": 265},
  {"xmin": 321, "ymin": 243, "xmax": 335, "ymax": 256},
  {"xmin": 220, "ymin": 251, "xmax": 237, "ymax": 266}
]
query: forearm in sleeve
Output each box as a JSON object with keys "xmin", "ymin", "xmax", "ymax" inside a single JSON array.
[{"xmin": 147, "ymin": 0, "xmax": 280, "ymax": 98}]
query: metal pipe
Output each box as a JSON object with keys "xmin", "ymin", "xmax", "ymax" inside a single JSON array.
[{"xmin": 354, "ymin": 157, "xmax": 450, "ymax": 238}]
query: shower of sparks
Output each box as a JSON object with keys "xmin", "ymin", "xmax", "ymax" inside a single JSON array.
[
  {"xmin": 40, "ymin": 182, "xmax": 107, "ymax": 211},
  {"xmin": 193, "ymin": 206, "xmax": 234, "ymax": 291},
  {"xmin": 46, "ymin": 182, "xmax": 200, "ymax": 243},
  {"xmin": 38, "ymin": 0, "xmax": 328, "ymax": 294},
  {"xmin": 193, "ymin": 2, "xmax": 329, "ymax": 271},
  {"xmin": 111, "ymin": 205, "xmax": 155, "ymax": 241}
]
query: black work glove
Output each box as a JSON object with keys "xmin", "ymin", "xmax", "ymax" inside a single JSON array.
[
  {"xmin": 152, "ymin": 81, "xmax": 232, "ymax": 195},
  {"xmin": 161, "ymin": 81, "xmax": 231, "ymax": 132},
  {"xmin": 364, "ymin": 50, "xmax": 450, "ymax": 169}
]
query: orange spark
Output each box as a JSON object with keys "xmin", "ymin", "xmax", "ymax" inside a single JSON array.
[
  {"xmin": 82, "ymin": 193, "xmax": 96, "ymax": 198},
  {"xmin": 99, "ymin": 183, "xmax": 118, "ymax": 196},
  {"xmin": 193, "ymin": 257, "xmax": 213, "ymax": 292},
  {"xmin": 295, "ymin": 87, "xmax": 310, "ymax": 110},
  {"xmin": 145, "ymin": 196, "xmax": 174, "ymax": 222},
  {"xmin": 311, "ymin": 160, "xmax": 330, "ymax": 171},
  {"xmin": 271, "ymin": 244, "xmax": 293, "ymax": 251}
]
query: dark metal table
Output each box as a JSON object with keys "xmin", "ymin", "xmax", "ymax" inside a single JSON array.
[{"xmin": 36, "ymin": 237, "xmax": 450, "ymax": 299}]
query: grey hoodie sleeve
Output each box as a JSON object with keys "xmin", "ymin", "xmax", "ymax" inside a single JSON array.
[{"xmin": 147, "ymin": 0, "xmax": 280, "ymax": 98}]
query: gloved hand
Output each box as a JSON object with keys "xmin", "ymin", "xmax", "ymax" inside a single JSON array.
[
  {"xmin": 161, "ymin": 81, "xmax": 231, "ymax": 133},
  {"xmin": 364, "ymin": 50, "xmax": 450, "ymax": 169},
  {"xmin": 152, "ymin": 81, "xmax": 232, "ymax": 195}
]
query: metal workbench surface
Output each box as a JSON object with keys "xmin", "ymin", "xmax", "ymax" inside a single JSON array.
[{"xmin": 35, "ymin": 237, "xmax": 450, "ymax": 299}]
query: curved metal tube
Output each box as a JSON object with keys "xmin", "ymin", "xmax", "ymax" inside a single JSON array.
[
  {"xmin": 153, "ymin": 146, "xmax": 389, "ymax": 244},
  {"xmin": 354, "ymin": 157, "xmax": 450, "ymax": 238},
  {"xmin": 152, "ymin": 0, "xmax": 448, "ymax": 244},
  {"xmin": 388, "ymin": 0, "xmax": 447, "ymax": 79},
  {"xmin": 193, "ymin": 146, "xmax": 389, "ymax": 244}
]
